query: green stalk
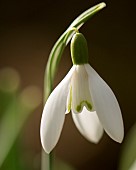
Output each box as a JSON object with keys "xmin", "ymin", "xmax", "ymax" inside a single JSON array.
[{"xmin": 44, "ymin": 2, "xmax": 106, "ymax": 99}]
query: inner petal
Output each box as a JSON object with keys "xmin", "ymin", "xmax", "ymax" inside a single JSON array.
[{"xmin": 71, "ymin": 65, "xmax": 93, "ymax": 113}]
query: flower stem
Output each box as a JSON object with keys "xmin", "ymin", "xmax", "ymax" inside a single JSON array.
[
  {"xmin": 41, "ymin": 150, "xmax": 54, "ymax": 170},
  {"xmin": 49, "ymin": 152, "xmax": 54, "ymax": 170}
]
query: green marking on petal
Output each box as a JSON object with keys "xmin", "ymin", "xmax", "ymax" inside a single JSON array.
[
  {"xmin": 67, "ymin": 86, "xmax": 72, "ymax": 113},
  {"xmin": 76, "ymin": 100, "xmax": 92, "ymax": 112}
]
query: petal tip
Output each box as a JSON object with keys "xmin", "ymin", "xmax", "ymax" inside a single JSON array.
[
  {"xmin": 90, "ymin": 129, "xmax": 103, "ymax": 144},
  {"xmin": 108, "ymin": 128, "xmax": 124, "ymax": 144},
  {"xmin": 43, "ymin": 147, "xmax": 52, "ymax": 154},
  {"xmin": 40, "ymin": 135, "xmax": 54, "ymax": 154},
  {"xmin": 91, "ymin": 137, "xmax": 101, "ymax": 144},
  {"xmin": 83, "ymin": 129, "xmax": 103, "ymax": 144},
  {"xmin": 116, "ymin": 133, "xmax": 124, "ymax": 144},
  {"xmin": 40, "ymin": 120, "xmax": 54, "ymax": 154},
  {"xmin": 113, "ymin": 137, "xmax": 124, "ymax": 144}
]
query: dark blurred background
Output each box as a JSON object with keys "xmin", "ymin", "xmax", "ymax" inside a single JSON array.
[{"xmin": 0, "ymin": 0, "xmax": 136, "ymax": 169}]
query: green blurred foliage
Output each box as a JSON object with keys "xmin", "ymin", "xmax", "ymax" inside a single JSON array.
[
  {"xmin": 54, "ymin": 159, "xmax": 75, "ymax": 170},
  {"xmin": 119, "ymin": 123, "xmax": 136, "ymax": 170},
  {"xmin": 1, "ymin": 142, "xmax": 23, "ymax": 170},
  {"xmin": 0, "ymin": 68, "xmax": 20, "ymax": 116},
  {"xmin": 0, "ymin": 67, "xmax": 41, "ymax": 170}
]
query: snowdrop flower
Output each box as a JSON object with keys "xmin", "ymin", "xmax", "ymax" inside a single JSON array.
[{"xmin": 40, "ymin": 33, "xmax": 124, "ymax": 153}]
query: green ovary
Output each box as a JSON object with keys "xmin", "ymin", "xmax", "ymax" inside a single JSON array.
[{"xmin": 76, "ymin": 100, "xmax": 92, "ymax": 112}]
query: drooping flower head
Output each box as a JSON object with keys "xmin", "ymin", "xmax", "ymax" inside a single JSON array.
[{"xmin": 40, "ymin": 32, "xmax": 124, "ymax": 153}]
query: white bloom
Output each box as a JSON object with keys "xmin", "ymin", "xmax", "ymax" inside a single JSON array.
[{"xmin": 40, "ymin": 64, "xmax": 124, "ymax": 153}]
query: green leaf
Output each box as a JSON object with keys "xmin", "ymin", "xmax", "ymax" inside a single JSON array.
[{"xmin": 0, "ymin": 86, "xmax": 41, "ymax": 168}]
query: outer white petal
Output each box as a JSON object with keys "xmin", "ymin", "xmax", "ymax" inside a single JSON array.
[
  {"xmin": 85, "ymin": 64, "xmax": 124, "ymax": 143},
  {"xmin": 72, "ymin": 108, "xmax": 103, "ymax": 143},
  {"xmin": 40, "ymin": 66, "xmax": 75, "ymax": 153}
]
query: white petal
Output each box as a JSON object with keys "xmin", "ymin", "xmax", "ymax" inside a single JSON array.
[
  {"xmin": 85, "ymin": 64, "xmax": 124, "ymax": 143},
  {"xmin": 40, "ymin": 66, "xmax": 75, "ymax": 153},
  {"xmin": 72, "ymin": 108, "xmax": 103, "ymax": 143}
]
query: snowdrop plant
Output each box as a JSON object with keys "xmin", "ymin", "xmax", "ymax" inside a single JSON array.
[
  {"xmin": 40, "ymin": 2, "xmax": 124, "ymax": 170},
  {"xmin": 40, "ymin": 32, "xmax": 124, "ymax": 153}
]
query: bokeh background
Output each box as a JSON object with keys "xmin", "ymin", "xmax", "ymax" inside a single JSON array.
[{"xmin": 0, "ymin": 0, "xmax": 136, "ymax": 169}]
